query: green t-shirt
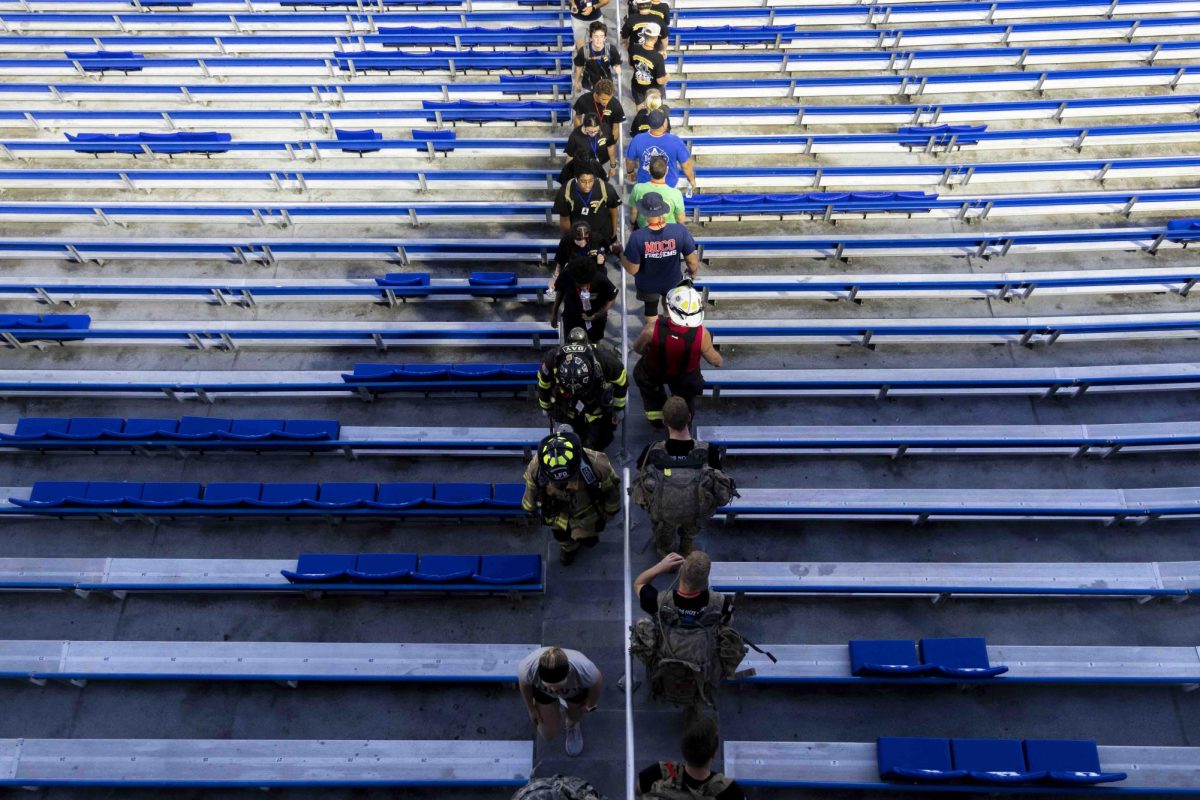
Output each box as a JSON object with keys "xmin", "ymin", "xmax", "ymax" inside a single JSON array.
[{"xmin": 629, "ymin": 181, "xmax": 685, "ymax": 228}]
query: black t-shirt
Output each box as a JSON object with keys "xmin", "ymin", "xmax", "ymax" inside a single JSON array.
[
  {"xmin": 555, "ymin": 235, "xmax": 609, "ymax": 268},
  {"xmin": 637, "ymin": 764, "xmax": 745, "ymax": 800},
  {"xmin": 636, "ymin": 438, "xmax": 723, "ymax": 470},
  {"xmin": 629, "ymin": 44, "xmax": 667, "ymax": 94},
  {"xmin": 627, "ymin": 0, "xmax": 671, "ymax": 25},
  {"xmin": 566, "ymin": 124, "xmax": 614, "ymax": 167},
  {"xmin": 556, "ymin": 270, "xmax": 618, "ymax": 318},
  {"xmin": 552, "ymin": 178, "xmax": 621, "ymax": 242},
  {"xmin": 569, "ymin": 0, "xmax": 602, "ymax": 21},
  {"xmin": 638, "ymin": 581, "xmax": 734, "ymax": 619},
  {"xmin": 622, "ymin": 11, "xmax": 670, "ymax": 49},
  {"xmin": 630, "ymin": 105, "xmax": 672, "ymax": 136},
  {"xmin": 574, "ymin": 92, "xmax": 627, "ymax": 126},
  {"xmin": 574, "ymin": 42, "xmax": 621, "ymax": 89}
]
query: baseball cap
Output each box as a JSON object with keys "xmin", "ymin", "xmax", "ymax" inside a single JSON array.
[
  {"xmin": 641, "ymin": 21, "xmax": 661, "ymax": 37},
  {"xmin": 636, "ymin": 191, "xmax": 670, "ymax": 217},
  {"xmin": 646, "ymin": 108, "xmax": 667, "ymax": 129}
]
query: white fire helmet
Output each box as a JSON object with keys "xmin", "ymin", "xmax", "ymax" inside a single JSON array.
[{"xmin": 665, "ymin": 282, "xmax": 704, "ymax": 328}]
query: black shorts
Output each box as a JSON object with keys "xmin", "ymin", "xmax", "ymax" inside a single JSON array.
[
  {"xmin": 631, "ymin": 85, "xmax": 652, "ymax": 105},
  {"xmin": 532, "ymin": 685, "xmax": 590, "ymax": 705},
  {"xmin": 636, "ymin": 288, "xmax": 662, "ymax": 318}
]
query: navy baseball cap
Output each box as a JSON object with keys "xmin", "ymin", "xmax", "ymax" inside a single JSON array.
[
  {"xmin": 646, "ymin": 108, "xmax": 667, "ymax": 129},
  {"xmin": 637, "ymin": 191, "xmax": 670, "ymax": 216}
]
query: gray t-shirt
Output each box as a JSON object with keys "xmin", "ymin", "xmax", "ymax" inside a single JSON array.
[{"xmin": 518, "ymin": 647, "xmax": 601, "ymax": 696}]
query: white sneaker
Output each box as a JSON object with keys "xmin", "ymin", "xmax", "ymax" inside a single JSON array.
[
  {"xmin": 545, "ymin": 287, "xmax": 557, "ymax": 303},
  {"xmin": 564, "ymin": 721, "xmax": 583, "ymax": 757}
]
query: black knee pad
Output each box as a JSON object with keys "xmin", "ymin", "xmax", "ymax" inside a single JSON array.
[{"xmin": 551, "ymin": 527, "xmax": 571, "ymax": 543}]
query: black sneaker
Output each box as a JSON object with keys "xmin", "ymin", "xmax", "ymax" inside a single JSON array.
[{"xmin": 560, "ymin": 548, "xmax": 578, "ymax": 566}]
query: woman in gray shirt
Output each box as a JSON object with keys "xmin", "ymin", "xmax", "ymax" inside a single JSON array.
[{"xmin": 517, "ymin": 646, "xmax": 603, "ymax": 758}]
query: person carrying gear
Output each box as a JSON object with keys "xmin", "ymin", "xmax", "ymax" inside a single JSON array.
[
  {"xmin": 637, "ymin": 719, "xmax": 746, "ymax": 800},
  {"xmin": 537, "ymin": 327, "xmax": 628, "ymax": 451},
  {"xmin": 515, "ymin": 775, "xmax": 606, "ymax": 800},
  {"xmin": 632, "ymin": 281, "xmax": 722, "ymax": 425},
  {"xmin": 629, "ymin": 551, "xmax": 773, "ymax": 713},
  {"xmin": 632, "ymin": 396, "xmax": 737, "ymax": 557},
  {"xmin": 522, "ymin": 431, "xmax": 621, "ymax": 565},
  {"xmin": 549, "ymin": 219, "xmax": 608, "ymax": 302}
]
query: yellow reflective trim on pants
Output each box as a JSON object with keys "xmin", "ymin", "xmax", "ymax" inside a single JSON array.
[{"xmin": 645, "ymin": 410, "xmax": 664, "ymax": 421}]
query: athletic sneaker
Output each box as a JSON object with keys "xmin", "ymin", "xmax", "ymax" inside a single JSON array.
[{"xmin": 564, "ymin": 721, "xmax": 583, "ymax": 757}]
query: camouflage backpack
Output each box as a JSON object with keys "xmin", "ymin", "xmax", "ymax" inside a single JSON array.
[
  {"xmin": 628, "ymin": 588, "xmax": 752, "ymax": 708},
  {"xmin": 512, "ymin": 775, "xmax": 605, "ymax": 800},
  {"xmin": 643, "ymin": 762, "xmax": 733, "ymax": 800},
  {"xmin": 630, "ymin": 441, "xmax": 738, "ymax": 530}
]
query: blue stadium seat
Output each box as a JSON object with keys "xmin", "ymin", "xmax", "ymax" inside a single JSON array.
[
  {"xmin": 191, "ymin": 482, "xmax": 261, "ymax": 506},
  {"xmin": 0, "ymin": 417, "xmax": 69, "ymax": 440},
  {"xmin": 249, "ymin": 483, "xmax": 319, "ymax": 508},
  {"xmin": 489, "ymin": 483, "xmax": 526, "ymax": 508},
  {"xmin": 171, "ymin": 416, "xmax": 231, "ymax": 440},
  {"xmin": 61, "ymin": 418, "xmax": 124, "ymax": 439},
  {"xmin": 375, "ymin": 273, "xmax": 432, "ymax": 295},
  {"xmin": 477, "ymin": 554, "xmax": 540, "ymax": 584},
  {"xmin": 348, "ymin": 553, "xmax": 418, "ymax": 582},
  {"xmin": 334, "ymin": 128, "xmax": 383, "ymax": 154},
  {"xmin": 430, "ymin": 483, "xmax": 490, "ymax": 506},
  {"xmin": 9, "ymin": 481, "xmax": 87, "ymax": 507},
  {"xmin": 468, "ymin": 271, "xmax": 519, "ymax": 297},
  {"xmin": 342, "ymin": 364, "xmax": 403, "ymax": 382},
  {"xmin": 78, "ymin": 482, "xmax": 139, "ymax": 506},
  {"xmin": 1023, "ymin": 740, "xmax": 1127, "ymax": 785},
  {"xmin": 132, "ymin": 483, "xmax": 202, "ymax": 507},
  {"xmin": 306, "ymin": 483, "xmax": 376, "ymax": 509},
  {"xmin": 397, "ymin": 364, "xmax": 451, "ymax": 381},
  {"xmin": 222, "ymin": 419, "xmax": 286, "ymax": 440},
  {"xmin": 877, "ymin": 737, "xmax": 965, "ymax": 782},
  {"xmin": 951, "ymin": 739, "xmax": 1045, "ymax": 784},
  {"xmin": 369, "ymin": 482, "xmax": 433, "ymax": 509},
  {"xmin": 412, "ymin": 129, "xmax": 457, "ymax": 152},
  {"xmin": 281, "ymin": 420, "xmax": 340, "ymax": 440},
  {"xmin": 113, "ymin": 418, "xmax": 179, "ymax": 439},
  {"xmin": 848, "ymin": 640, "xmax": 933, "ymax": 677},
  {"xmin": 450, "ymin": 364, "xmax": 502, "ymax": 379},
  {"xmin": 411, "ymin": 554, "xmax": 479, "ymax": 582},
  {"xmin": 919, "ymin": 638, "xmax": 1009, "ymax": 679},
  {"xmin": 281, "ymin": 553, "xmax": 357, "ymax": 583}
]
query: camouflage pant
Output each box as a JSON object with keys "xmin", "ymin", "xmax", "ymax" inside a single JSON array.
[{"xmin": 652, "ymin": 521, "xmax": 700, "ymax": 557}]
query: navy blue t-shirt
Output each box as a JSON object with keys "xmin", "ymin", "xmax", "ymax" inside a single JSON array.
[{"xmin": 624, "ymin": 223, "xmax": 697, "ymax": 296}]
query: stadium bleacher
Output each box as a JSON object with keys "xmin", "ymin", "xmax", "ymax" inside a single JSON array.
[{"xmin": 2, "ymin": 0, "xmax": 1200, "ymax": 793}]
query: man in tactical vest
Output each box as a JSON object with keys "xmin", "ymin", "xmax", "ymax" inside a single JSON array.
[
  {"xmin": 637, "ymin": 718, "xmax": 746, "ymax": 800},
  {"xmin": 513, "ymin": 775, "xmax": 606, "ymax": 800},
  {"xmin": 522, "ymin": 430, "xmax": 622, "ymax": 565},
  {"xmin": 633, "ymin": 396, "xmax": 735, "ymax": 557},
  {"xmin": 537, "ymin": 327, "xmax": 628, "ymax": 451},
  {"xmin": 629, "ymin": 550, "xmax": 744, "ymax": 712}
]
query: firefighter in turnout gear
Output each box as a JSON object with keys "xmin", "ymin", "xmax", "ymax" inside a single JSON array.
[
  {"xmin": 522, "ymin": 431, "xmax": 622, "ymax": 565},
  {"xmin": 537, "ymin": 327, "xmax": 628, "ymax": 451}
]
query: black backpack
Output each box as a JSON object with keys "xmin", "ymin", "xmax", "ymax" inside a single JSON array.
[{"xmin": 577, "ymin": 44, "xmax": 614, "ymax": 90}]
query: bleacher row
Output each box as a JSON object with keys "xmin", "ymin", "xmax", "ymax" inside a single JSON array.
[
  {"xmin": 3, "ymin": 17, "xmax": 1200, "ymax": 50},
  {"xmin": 0, "ymin": 636, "xmax": 1197, "ymax": 686},
  {"xmin": 2, "ymin": 0, "xmax": 1200, "ymax": 792},
  {"xmin": 4, "ymin": 415, "xmax": 1200, "ymax": 457}
]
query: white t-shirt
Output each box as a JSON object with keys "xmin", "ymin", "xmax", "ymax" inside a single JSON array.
[{"xmin": 518, "ymin": 647, "xmax": 601, "ymax": 697}]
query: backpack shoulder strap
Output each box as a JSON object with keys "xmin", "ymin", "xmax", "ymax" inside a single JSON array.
[{"xmin": 700, "ymin": 772, "xmax": 734, "ymax": 798}]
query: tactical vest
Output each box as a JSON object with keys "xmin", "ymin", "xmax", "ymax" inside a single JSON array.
[{"xmin": 645, "ymin": 763, "xmax": 733, "ymax": 800}]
